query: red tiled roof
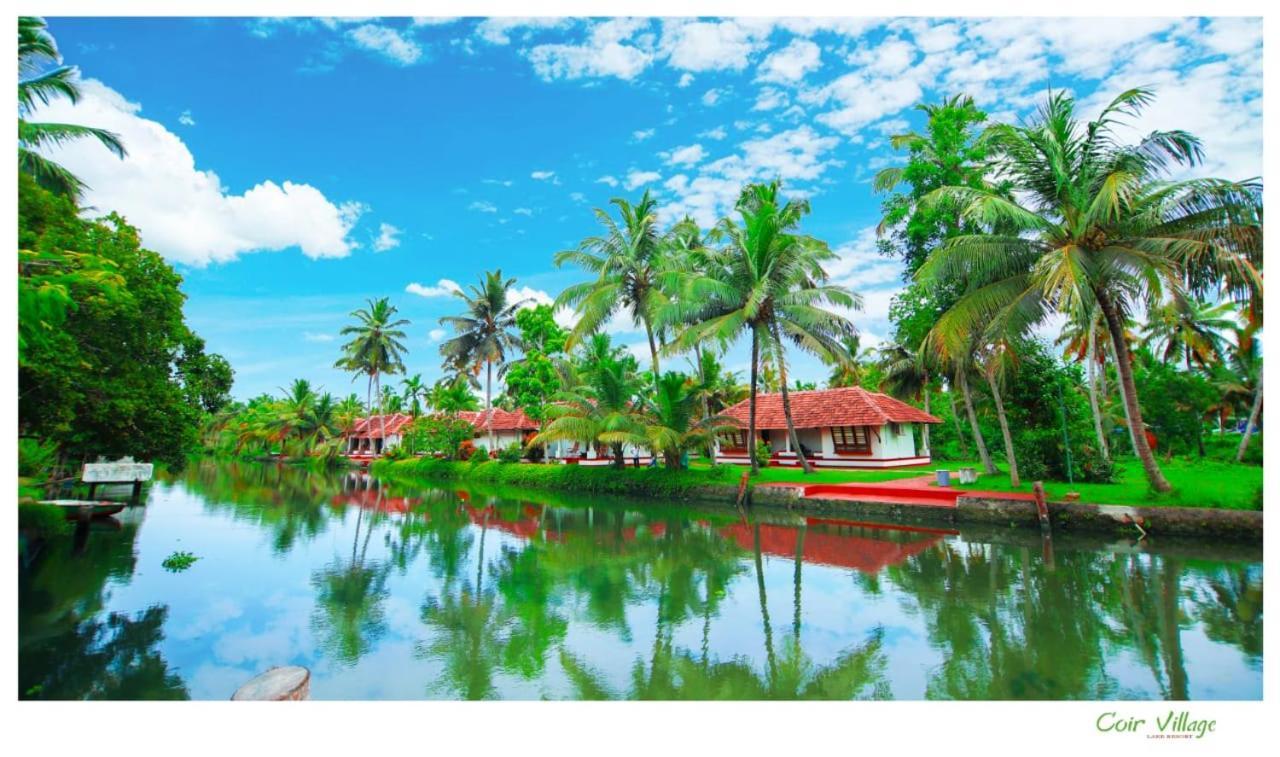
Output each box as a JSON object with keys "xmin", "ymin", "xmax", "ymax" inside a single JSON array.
[
  {"xmin": 456, "ymin": 408, "xmax": 540, "ymax": 432},
  {"xmin": 346, "ymin": 413, "xmax": 416, "ymax": 438},
  {"xmin": 721, "ymin": 386, "xmax": 940, "ymax": 429}
]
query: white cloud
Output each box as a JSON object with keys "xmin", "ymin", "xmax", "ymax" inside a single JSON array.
[
  {"xmin": 826, "ymin": 227, "xmax": 904, "ymax": 289},
  {"xmin": 753, "ymin": 87, "xmax": 789, "ymax": 111},
  {"xmin": 757, "ymin": 38, "xmax": 821, "ymax": 84},
  {"xmin": 624, "ymin": 169, "xmax": 662, "ymax": 190},
  {"xmin": 513, "ymin": 207, "xmax": 534, "ymax": 216},
  {"xmin": 372, "ymin": 222, "xmax": 401, "ymax": 252},
  {"xmin": 427, "ymin": 327, "xmax": 447, "ymax": 343},
  {"xmin": 659, "ymin": 125, "xmax": 839, "ymax": 226},
  {"xmin": 699, "ymin": 126, "xmax": 728, "ymax": 140},
  {"xmin": 677, "ymin": 72, "xmax": 694, "ymax": 88},
  {"xmin": 701, "ymin": 88, "xmax": 724, "ymax": 106},
  {"xmin": 31, "ymin": 79, "xmax": 361, "ymax": 266},
  {"xmin": 406, "ymin": 279, "xmax": 462, "ymax": 298},
  {"xmin": 303, "ymin": 331, "xmax": 336, "ymax": 343},
  {"xmin": 475, "ymin": 18, "xmax": 572, "ymax": 46},
  {"xmin": 596, "ymin": 175, "xmax": 619, "ymax": 187},
  {"xmin": 527, "ymin": 18, "xmax": 654, "ymax": 81},
  {"xmin": 632, "ymin": 128, "xmax": 655, "ymax": 142},
  {"xmin": 346, "ymin": 24, "xmax": 423, "ymax": 65},
  {"xmin": 178, "ymin": 109, "xmax": 195, "ymax": 126},
  {"xmin": 664, "ymin": 144, "xmax": 706, "ymax": 167},
  {"xmin": 659, "ymin": 19, "xmax": 770, "ymax": 72},
  {"xmin": 530, "ymin": 170, "xmax": 556, "ymax": 181},
  {"xmin": 468, "ymin": 200, "xmax": 498, "ymax": 213}
]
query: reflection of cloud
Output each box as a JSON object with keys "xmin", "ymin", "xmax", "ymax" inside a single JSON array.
[
  {"xmin": 172, "ymin": 598, "xmax": 244, "ymax": 640},
  {"xmin": 211, "ymin": 593, "xmax": 314, "ymax": 668},
  {"xmin": 187, "ymin": 662, "xmax": 256, "ymax": 699}
]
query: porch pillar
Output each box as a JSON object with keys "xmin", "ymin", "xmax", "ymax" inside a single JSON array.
[{"xmin": 783, "ymin": 432, "xmax": 791, "ymax": 453}]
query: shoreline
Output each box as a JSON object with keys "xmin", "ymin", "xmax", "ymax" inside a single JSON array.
[{"xmin": 371, "ymin": 458, "xmax": 1264, "ymax": 543}]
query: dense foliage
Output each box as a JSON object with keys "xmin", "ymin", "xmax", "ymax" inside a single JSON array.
[{"xmin": 18, "ymin": 176, "xmax": 231, "ymax": 467}]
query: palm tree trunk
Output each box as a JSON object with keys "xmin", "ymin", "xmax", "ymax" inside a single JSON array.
[
  {"xmin": 947, "ymin": 384, "xmax": 969, "ymax": 457},
  {"xmin": 644, "ymin": 319, "xmax": 661, "ymax": 388},
  {"xmin": 1086, "ymin": 326, "xmax": 1110, "ymax": 460},
  {"xmin": 753, "ymin": 522, "xmax": 777, "ymax": 689},
  {"xmin": 959, "ymin": 370, "xmax": 996, "ymax": 475},
  {"xmin": 986, "ymin": 370, "xmax": 1020, "ymax": 488},
  {"xmin": 1236, "ymin": 368, "xmax": 1262, "ymax": 462},
  {"xmin": 1097, "ymin": 289, "xmax": 1172, "ymax": 492},
  {"xmin": 921, "ymin": 381, "xmax": 932, "ymax": 456},
  {"xmin": 376, "ymin": 371, "xmax": 386, "ymax": 455},
  {"xmin": 748, "ymin": 327, "xmax": 760, "ymax": 475},
  {"xmin": 771, "ymin": 326, "xmax": 812, "ymax": 474},
  {"xmin": 485, "ymin": 360, "xmax": 495, "ymax": 452}
]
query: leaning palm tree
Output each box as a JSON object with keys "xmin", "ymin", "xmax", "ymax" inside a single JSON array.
[
  {"xmin": 917, "ymin": 87, "xmax": 1262, "ymax": 492},
  {"xmin": 878, "ymin": 341, "xmax": 934, "ymax": 456},
  {"xmin": 337, "ymin": 298, "xmax": 410, "ymax": 449},
  {"xmin": 18, "ymin": 17, "xmax": 126, "ymax": 201},
  {"xmin": 439, "ymin": 270, "xmax": 528, "ymax": 450},
  {"xmin": 555, "ymin": 191, "xmax": 670, "ymax": 387},
  {"xmin": 666, "ymin": 181, "xmax": 860, "ymax": 475}
]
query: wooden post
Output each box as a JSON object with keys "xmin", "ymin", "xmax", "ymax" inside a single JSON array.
[
  {"xmin": 735, "ymin": 470, "xmax": 751, "ymax": 512},
  {"xmin": 232, "ymin": 666, "xmax": 311, "ymax": 701},
  {"xmin": 1032, "ymin": 481, "xmax": 1051, "ymax": 531},
  {"xmin": 130, "ymin": 480, "xmax": 143, "ymax": 501}
]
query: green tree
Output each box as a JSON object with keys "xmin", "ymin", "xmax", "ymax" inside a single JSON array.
[
  {"xmin": 917, "ymin": 88, "xmax": 1261, "ymax": 492},
  {"xmin": 669, "ymin": 181, "xmax": 859, "ymax": 474},
  {"xmin": 18, "ymin": 17, "xmax": 126, "ymax": 201},
  {"xmin": 439, "ymin": 270, "xmax": 528, "ymax": 450},
  {"xmin": 401, "ymin": 373, "xmax": 428, "ymax": 417},
  {"xmin": 643, "ymin": 372, "xmax": 737, "ymax": 469},
  {"xmin": 504, "ymin": 304, "xmax": 567, "ymax": 424},
  {"xmin": 336, "ymin": 297, "xmax": 409, "ymax": 449},
  {"xmin": 555, "ymin": 191, "xmax": 670, "ymax": 388}
]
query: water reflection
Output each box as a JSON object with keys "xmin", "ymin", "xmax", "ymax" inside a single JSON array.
[{"xmin": 16, "ymin": 460, "xmax": 1263, "ymax": 700}]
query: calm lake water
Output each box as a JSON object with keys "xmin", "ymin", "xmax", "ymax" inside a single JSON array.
[{"xmin": 18, "ymin": 460, "xmax": 1262, "ymax": 700}]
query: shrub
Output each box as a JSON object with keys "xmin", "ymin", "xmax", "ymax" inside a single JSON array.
[
  {"xmin": 754, "ymin": 441, "xmax": 771, "ymax": 469},
  {"xmin": 497, "ymin": 442, "xmax": 523, "ymax": 464},
  {"xmin": 523, "ymin": 432, "xmax": 545, "ymax": 463},
  {"xmin": 18, "ymin": 437, "xmax": 59, "ymax": 480},
  {"xmin": 469, "ymin": 444, "xmax": 490, "ymax": 465},
  {"xmin": 382, "ymin": 444, "xmax": 410, "ymax": 461},
  {"xmin": 409, "ymin": 414, "xmax": 477, "ymax": 461},
  {"xmin": 18, "ymin": 503, "xmax": 70, "ymax": 538},
  {"xmin": 457, "ymin": 438, "xmax": 476, "ymax": 461},
  {"xmin": 1073, "ymin": 445, "xmax": 1118, "ymax": 483}
]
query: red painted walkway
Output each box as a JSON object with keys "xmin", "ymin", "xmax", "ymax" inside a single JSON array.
[{"xmin": 761, "ymin": 474, "xmax": 1037, "ymax": 509}]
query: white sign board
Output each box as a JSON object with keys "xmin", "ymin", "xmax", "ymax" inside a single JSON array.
[{"xmin": 82, "ymin": 461, "xmax": 154, "ymax": 483}]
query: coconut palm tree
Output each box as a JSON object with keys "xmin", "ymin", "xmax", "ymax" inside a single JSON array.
[
  {"xmin": 644, "ymin": 372, "xmax": 739, "ymax": 469},
  {"xmin": 439, "ymin": 270, "xmax": 528, "ymax": 451},
  {"xmin": 668, "ymin": 181, "xmax": 860, "ymax": 475},
  {"xmin": 554, "ymin": 191, "xmax": 670, "ymax": 387},
  {"xmin": 429, "ymin": 375, "xmax": 481, "ymax": 415},
  {"xmin": 878, "ymin": 341, "xmax": 934, "ymax": 457},
  {"xmin": 337, "ymin": 298, "xmax": 410, "ymax": 450},
  {"xmin": 916, "ymin": 87, "xmax": 1262, "ymax": 492},
  {"xmin": 1141, "ymin": 298, "xmax": 1238, "ymax": 371},
  {"xmin": 18, "ymin": 17, "xmax": 126, "ymax": 201},
  {"xmin": 533, "ymin": 345, "xmax": 647, "ymax": 468},
  {"xmin": 401, "ymin": 373, "xmax": 428, "ymax": 417}
]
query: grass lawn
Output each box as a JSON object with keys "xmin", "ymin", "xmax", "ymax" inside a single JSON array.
[{"xmin": 691, "ymin": 456, "xmax": 1262, "ymax": 510}]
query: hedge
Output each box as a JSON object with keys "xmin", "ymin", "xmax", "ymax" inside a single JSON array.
[{"xmin": 371, "ymin": 457, "xmax": 746, "ymax": 499}]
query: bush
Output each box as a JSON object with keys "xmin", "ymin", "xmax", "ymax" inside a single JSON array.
[
  {"xmin": 497, "ymin": 442, "xmax": 523, "ymax": 464},
  {"xmin": 523, "ymin": 432, "xmax": 545, "ymax": 463},
  {"xmin": 18, "ymin": 503, "xmax": 70, "ymax": 538},
  {"xmin": 371, "ymin": 456, "xmax": 743, "ymax": 500},
  {"xmin": 1074, "ymin": 445, "xmax": 1118, "ymax": 483},
  {"xmin": 18, "ymin": 437, "xmax": 59, "ymax": 479},
  {"xmin": 457, "ymin": 439, "xmax": 477, "ymax": 461},
  {"xmin": 409, "ymin": 414, "xmax": 476, "ymax": 461},
  {"xmin": 469, "ymin": 444, "xmax": 490, "ymax": 465},
  {"xmin": 382, "ymin": 444, "xmax": 410, "ymax": 461},
  {"xmin": 754, "ymin": 441, "xmax": 771, "ymax": 469}
]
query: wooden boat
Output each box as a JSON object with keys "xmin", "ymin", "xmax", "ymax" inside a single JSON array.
[{"xmin": 40, "ymin": 500, "xmax": 127, "ymax": 520}]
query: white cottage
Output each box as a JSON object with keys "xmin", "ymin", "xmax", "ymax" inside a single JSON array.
[{"xmin": 717, "ymin": 386, "xmax": 941, "ymax": 468}]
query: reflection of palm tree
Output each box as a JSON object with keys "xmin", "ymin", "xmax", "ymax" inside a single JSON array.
[
  {"xmin": 1188, "ymin": 563, "xmax": 1262, "ymax": 662},
  {"xmin": 311, "ymin": 499, "xmax": 391, "ymax": 667}
]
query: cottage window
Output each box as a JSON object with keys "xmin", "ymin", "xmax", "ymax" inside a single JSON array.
[
  {"xmin": 831, "ymin": 425, "xmax": 871, "ymax": 454},
  {"xmin": 720, "ymin": 429, "xmax": 749, "ymax": 450}
]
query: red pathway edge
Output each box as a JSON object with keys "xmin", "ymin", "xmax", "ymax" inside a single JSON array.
[{"xmin": 758, "ymin": 474, "xmax": 1038, "ymax": 509}]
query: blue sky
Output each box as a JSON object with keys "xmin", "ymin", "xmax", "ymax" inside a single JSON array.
[{"xmin": 36, "ymin": 16, "xmax": 1262, "ymax": 401}]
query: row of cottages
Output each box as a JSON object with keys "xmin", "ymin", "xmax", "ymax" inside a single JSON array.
[
  {"xmin": 344, "ymin": 409, "xmax": 541, "ymax": 458},
  {"xmin": 718, "ymin": 386, "xmax": 941, "ymax": 468}
]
